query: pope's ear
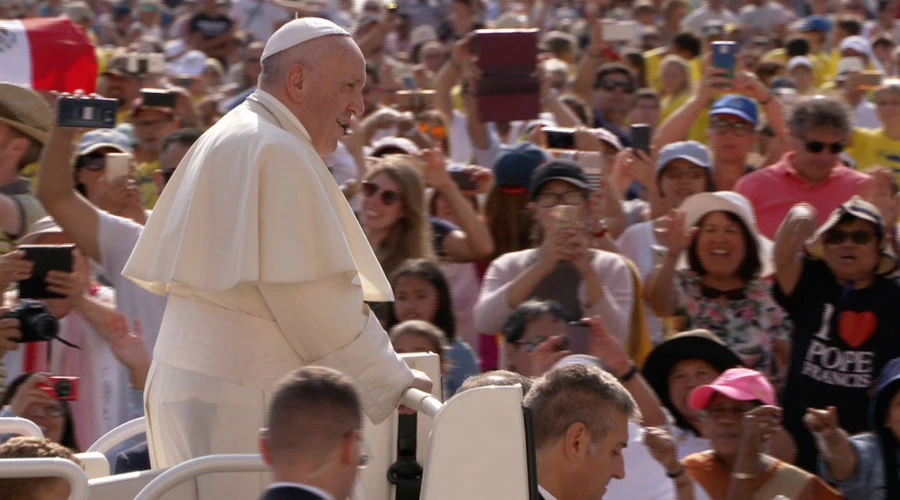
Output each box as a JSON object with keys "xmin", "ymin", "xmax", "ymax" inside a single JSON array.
[{"xmin": 286, "ymin": 63, "xmax": 307, "ymax": 102}]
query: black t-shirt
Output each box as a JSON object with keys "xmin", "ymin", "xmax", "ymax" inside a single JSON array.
[
  {"xmin": 774, "ymin": 256, "xmax": 900, "ymax": 471},
  {"xmin": 189, "ymin": 12, "xmax": 233, "ymax": 39}
]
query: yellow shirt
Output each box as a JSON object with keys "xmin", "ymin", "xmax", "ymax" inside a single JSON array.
[
  {"xmin": 137, "ymin": 160, "xmax": 160, "ymax": 209},
  {"xmin": 659, "ymin": 91, "xmax": 709, "ymax": 142},
  {"xmin": 846, "ymin": 128, "xmax": 900, "ymax": 174},
  {"xmin": 763, "ymin": 48, "xmax": 832, "ymax": 88},
  {"xmin": 645, "ymin": 48, "xmax": 702, "ymax": 93}
]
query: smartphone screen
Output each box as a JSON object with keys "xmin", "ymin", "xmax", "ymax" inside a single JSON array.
[
  {"xmin": 18, "ymin": 245, "xmax": 75, "ymax": 299},
  {"xmin": 566, "ymin": 322, "xmax": 590, "ymax": 355},
  {"xmin": 631, "ymin": 124, "xmax": 651, "ymax": 154},
  {"xmin": 712, "ymin": 41, "xmax": 737, "ymax": 78},
  {"xmin": 105, "ymin": 153, "xmax": 130, "ymax": 182}
]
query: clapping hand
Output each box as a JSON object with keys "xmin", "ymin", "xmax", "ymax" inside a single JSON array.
[
  {"xmin": 644, "ymin": 427, "xmax": 682, "ymax": 476},
  {"xmin": 783, "ymin": 203, "xmax": 818, "ymax": 254},
  {"xmin": 659, "ymin": 208, "xmax": 696, "ymax": 256}
]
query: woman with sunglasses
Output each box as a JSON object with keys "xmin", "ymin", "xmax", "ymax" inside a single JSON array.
[
  {"xmin": 774, "ymin": 197, "xmax": 900, "ymax": 472},
  {"xmin": 646, "ymin": 191, "xmax": 791, "ymax": 384}
]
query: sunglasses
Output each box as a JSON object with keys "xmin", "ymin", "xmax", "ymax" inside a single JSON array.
[
  {"xmin": 417, "ymin": 122, "xmax": 447, "ymax": 140},
  {"xmin": 823, "ymin": 229, "xmax": 877, "ymax": 245},
  {"xmin": 700, "ymin": 285, "xmax": 746, "ymax": 300},
  {"xmin": 535, "ymin": 190, "xmax": 586, "ymax": 208},
  {"xmin": 710, "ymin": 119, "xmax": 755, "ymax": 137},
  {"xmin": 803, "ymin": 139, "xmax": 844, "ymax": 154},
  {"xmin": 662, "ymin": 167, "xmax": 708, "ymax": 180},
  {"xmin": 361, "ymin": 181, "xmax": 399, "ymax": 205},
  {"xmin": 598, "ymin": 80, "xmax": 635, "ymax": 93}
]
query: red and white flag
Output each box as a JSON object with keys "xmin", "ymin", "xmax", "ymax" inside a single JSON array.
[{"xmin": 0, "ymin": 17, "xmax": 98, "ymax": 93}]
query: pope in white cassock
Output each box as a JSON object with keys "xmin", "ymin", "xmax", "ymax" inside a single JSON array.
[{"xmin": 122, "ymin": 18, "xmax": 428, "ymax": 494}]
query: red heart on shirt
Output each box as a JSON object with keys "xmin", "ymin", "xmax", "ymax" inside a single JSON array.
[{"xmin": 838, "ymin": 311, "xmax": 877, "ymax": 348}]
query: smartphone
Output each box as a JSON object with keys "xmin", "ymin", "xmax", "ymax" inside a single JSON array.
[
  {"xmin": 395, "ymin": 90, "xmax": 435, "ymax": 112},
  {"xmin": 17, "ymin": 244, "xmax": 75, "ymax": 299},
  {"xmin": 544, "ymin": 127, "xmax": 577, "ymax": 149},
  {"xmin": 602, "ymin": 21, "xmax": 638, "ymax": 43},
  {"xmin": 38, "ymin": 376, "xmax": 80, "ymax": 401},
  {"xmin": 549, "ymin": 205, "xmax": 580, "ymax": 227},
  {"xmin": 566, "ymin": 321, "xmax": 590, "ymax": 355},
  {"xmin": 711, "ymin": 41, "xmax": 737, "ymax": 79},
  {"xmin": 141, "ymin": 88, "xmax": 177, "ymax": 109},
  {"xmin": 105, "ymin": 153, "xmax": 130, "ymax": 182},
  {"xmin": 57, "ymin": 97, "xmax": 118, "ymax": 128},
  {"xmin": 449, "ymin": 168, "xmax": 477, "ymax": 191},
  {"xmin": 631, "ymin": 124, "xmax": 651, "ymax": 154}
]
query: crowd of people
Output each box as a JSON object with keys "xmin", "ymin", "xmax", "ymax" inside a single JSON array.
[{"xmin": 4, "ymin": 0, "xmax": 900, "ymax": 498}]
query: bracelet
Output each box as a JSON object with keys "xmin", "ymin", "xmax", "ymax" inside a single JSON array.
[
  {"xmin": 731, "ymin": 472, "xmax": 757, "ymax": 480},
  {"xmin": 666, "ymin": 465, "xmax": 685, "ymax": 479},
  {"xmin": 618, "ymin": 363, "xmax": 638, "ymax": 383}
]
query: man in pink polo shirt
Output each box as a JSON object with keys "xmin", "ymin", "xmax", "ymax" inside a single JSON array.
[{"xmin": 735, "ymin": 96, "xmax": 871, "ymax": 239}]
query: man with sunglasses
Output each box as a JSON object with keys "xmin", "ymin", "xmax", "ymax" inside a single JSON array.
[
  {"xmin": 589, "ymin": 63, "xmax": 639, "ymax": 147},
  {"xmin": 259, "ymin": 367, "xmax": 368, "ymax": 500},
  {"xmin": 773, "ymin": 196, "xmax": 900, "ymax": 472},
  {"xmin": 736, "ymin": 96, "xmax": 872, "ymax": 239}
]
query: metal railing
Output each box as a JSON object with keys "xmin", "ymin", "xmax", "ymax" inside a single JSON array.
[
  {"xmin": 0, "ymin": 416, "xmax": 44, "ymax": 438},
  {"xmin": 0, "ymin": 457, "xmax": 88, "ymax": 500},
  {"xmin": 86, "ymin": 416, "xmax": 146, "ymax": 455}
]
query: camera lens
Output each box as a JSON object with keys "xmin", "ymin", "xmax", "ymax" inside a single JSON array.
[
  {"xmin": 54, "ymin": 379, "xmax": 72, "ymax": 399},
  {"xmin": 33, "ymin": 314, "xmax": 59, "ymax": 340}
]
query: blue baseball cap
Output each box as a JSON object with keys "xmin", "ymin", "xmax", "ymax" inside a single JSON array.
[
  {"xmin": 800, "ymin": 15, "xmax": 832, "ymax": 33},
  {"xmin": 709, "ymin": 94, "xmax": 759, "ymax": 126},
  {"xmin": 492, "ymin": 142, "xmax": 549, "ymax": 192},
  {"xmin": 76, "ymin": 129, "xmax": 133, "ymax": 156},
  {"xmin": 657, "ymin": 141, "xmax": 712, "ymax": 174}
]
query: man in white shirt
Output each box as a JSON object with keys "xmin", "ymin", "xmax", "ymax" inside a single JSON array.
[
  {"xmin": 524, "ymin": 364, "xmax": 640, "ymax": 500},
  {"xmin": 681, "ymin": 0, "xmax": 738, "ymax": 35},
  {"xmin": 259, "ymin": 367, "xmax": 366, "ymax": 500},
  {"xmin": 231, "ymin": 0, "xmax": 291, "ymax": 43}
]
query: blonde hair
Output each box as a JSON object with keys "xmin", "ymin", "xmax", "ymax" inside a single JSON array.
[
  {"xmin": 364, "ymin": 156, "xmax": 435, "ymax": 275},
  {"xmin": 389, "ymin": 320, "xmax": 451, "ymax": 367},
  {"xmin": 660, "ymin": 55, "xmax": 691, "ymax": 96}
]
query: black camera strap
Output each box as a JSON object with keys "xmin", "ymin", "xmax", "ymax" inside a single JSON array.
[
  {"xmin": 387, "ymin": 413, "xmax": 422, "ymax": 500},
  {"xmin": 55, "ymin": 337, "xmax": 79, "ymax": 349}
]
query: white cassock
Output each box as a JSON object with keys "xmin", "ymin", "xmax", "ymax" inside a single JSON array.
[{"xmin": 122, "ymin": 89, "xmax": 414, "ymax": 494}]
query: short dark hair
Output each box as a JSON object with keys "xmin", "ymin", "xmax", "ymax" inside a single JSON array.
[
  {"xmin": 161, "ymin": 128, "xmax": 202, "ymax": 155},
  {"xmin": 787, "ymin": 96, "xmax": 852, "ymax": 139},
  {"xmin": 593, "ymin": 62, "xmax": 636, "ymax": 90},
  {"xmin": 785, "ymin": 37, "xmax": 810, "ymax": 57},
  {"xmin": 836, "ymin": 16, "xmax": 863, "ymax": 36},
  {"xmin": 672, "ymin": 32, "xmax": 702, "ymax": 58},
  {"xmin": 457, "ymin": 370, "xmax": 534, "ymax": 395},
  {"xmin": 265, "ymin": 367, "xmax": 362, "ymax": 465},
  {"xmin": 502, "ymin": 299, "xmax": 572, "ymax": 343},
  {"xmin": 0, "ymin": 437, "xmax": 81, "ymax": 500},
  {"xmin": 524, "ymin": 364, "xmax": 639, "ymax": 450},
  {"xmin": 687, "ymin": 211, "xmax": 761, "ymax": 282}
]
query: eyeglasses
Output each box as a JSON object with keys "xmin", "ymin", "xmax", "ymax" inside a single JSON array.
[
  {"xmin": 515, "ymin": 336, "xmax": 549, "ymax": 353},
  {"xmin": 24, "ymin": 405, "xmax": 64, "ymax": 418},
  {"xmin": 823, "ymin": 229, "xmax": 877, "ymax": 245},
  {"xmin": 417, "ymin": 122, "xmax": 447, "ymax": 140},
  {"xmin": 361, "ymin": 181, "xmax": 400, "ymax": 205},
  {"xmin": 700, "ymin": 285, "xmax": 746, "ymax": 300},
  {"xmin": 598, "ymin": 80, "xmax": 636, "ymax": 93},
  {"xmin": 661, "ymin": 167, "xmax": 707, "ymax": 180},
  {"xmin": 802, "ymin": 139, "xmax": 845, "ymax": 154},
  {"xmin": 710, "ymin": 119, "xmax": 755, "ymax": 137},
  {"xmin": 535, "ymin": 191, "xmax": 586, "ymax": 208},
  {"xmin": 76, "ymin": 154, "xmax": 107, "ymax": 172},
  {"xmin": 706, "ymin": 403, "xmax": 758, "ymax": 420}
]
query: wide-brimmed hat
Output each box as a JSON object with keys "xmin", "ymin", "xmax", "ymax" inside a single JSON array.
[
  {"xmin": 0, "ymin": 83, "xmax": 52, "ymax": 145},
  {"xmin": 642, "ymin": 329, "xmax": 743, "ymax": 405},
  {"xmin": 680, "ymin": 191, "xmax": 774, "ymax": 277},
  {"xmin": 688, "ymin": 367, "xmax": 775, "ymax": 410},
  {"xmin": 18, "ymin": 216, "xmax": 64, "ymax": 245},
  {"xmin": 806, "ymin": 196, "xmax": 898, "ymax": 275}
]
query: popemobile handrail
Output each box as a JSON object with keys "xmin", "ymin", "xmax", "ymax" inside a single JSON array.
[
  {"xmin": 0, "ymin": 457, "xmax": 89, "ymax": 500},
  {"xmin": 0, "ymin": 416, "xmax": 44, "ymax": 438},
  {"xmin": 86, "ymin": 416, "xmax": 146, "ymax": 455}
]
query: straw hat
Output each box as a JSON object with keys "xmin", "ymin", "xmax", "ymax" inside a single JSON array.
[{"xmin": 0, "ymin": 83, "xmax": 52, "ymax": 145}]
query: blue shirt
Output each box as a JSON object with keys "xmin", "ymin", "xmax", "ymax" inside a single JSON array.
[{"xmin": 818, "ymin": 433, "xmax": 892, "ymax": 500}]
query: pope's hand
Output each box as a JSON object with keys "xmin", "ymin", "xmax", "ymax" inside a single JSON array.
[{"xmin": 399, "ymin": 369, "xmax": 434, "ymax": 415}]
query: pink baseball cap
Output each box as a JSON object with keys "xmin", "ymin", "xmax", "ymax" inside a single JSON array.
[{"xmin": 688, "ymin": 368, "xmax": 775, "ymax": 410}]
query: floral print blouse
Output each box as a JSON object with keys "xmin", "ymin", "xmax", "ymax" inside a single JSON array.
[{"xmin": 675, "ymin": 272, "xmax": 793, "ymax": 376}]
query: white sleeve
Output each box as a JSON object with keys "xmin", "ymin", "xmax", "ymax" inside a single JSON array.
[
  {"xmin": 583, "ymin": 255, "xmax": 633, "ymax": 345},
  {"xmin": 258, "ymin": 274, "xmax": 414, "ymax": 424}
]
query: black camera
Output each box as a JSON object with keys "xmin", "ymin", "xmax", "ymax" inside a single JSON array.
[
  {"xmin": 6, "ymin": 300, "xmax": 60, "ymax": 343},
  {"xmin": 57, "ymin": 97, "xmax": 118, "ymax": 128}
]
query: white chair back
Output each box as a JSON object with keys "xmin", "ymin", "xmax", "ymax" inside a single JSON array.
[
  {"xmin": 87, "ymin": 416, "xmax": 146, "ymax": 455},
  {"xmin": 73, "ymin": 451, "xmax": 109, "ymax": 479},
  {"xmin": 0, "ymin": 457, "xmax": 88, "ymax": 500},
  {"xmin": 132, "ymin": 454, "xmax": 268, "ymax": 500},
  {"xmin": 0, "ymin": 416, "xmax": 43, "ymax": 438}
]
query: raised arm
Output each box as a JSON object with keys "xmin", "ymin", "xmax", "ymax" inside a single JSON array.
[
  {"xmin": 645, "ymin": 209, "xmax": 694, "ymax": 317},
  {"xmin": 773, "ymin": 203, "xmax": 817, "ymax": 297},
  {"xmin": 804, "ymin": 406, "xmax": 857, "ymax": 482},
  {"xmin": 653, "ymin": 62, "xmax": 731, "ymax": 150}
]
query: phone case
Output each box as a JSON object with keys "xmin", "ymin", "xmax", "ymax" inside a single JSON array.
[
  {"xmin": 18, "ymin": 245, "xmax": 75, "ymax": 299},
  {"xmin": 631, "ymin": 124, "xmax": 651, "ymax": 154},
  {"xmin": 712, "ymin": 42, "xmax": 736, "ymax": 78},
  {"xmin": 474, "ymin": 29, "xmax": 541, "ymax": 122},
  {"xmin": 57, "ymin": 97, "xmax": 118, "ymax": 128},
  {"xmin": 105, "ymin": 153, "xmax": 130, "ymax": 181}
]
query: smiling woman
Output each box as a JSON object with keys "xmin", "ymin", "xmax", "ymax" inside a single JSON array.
[{"xmin": 645, "ymin": 192, "xmax": 792, "ymax": 385}]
